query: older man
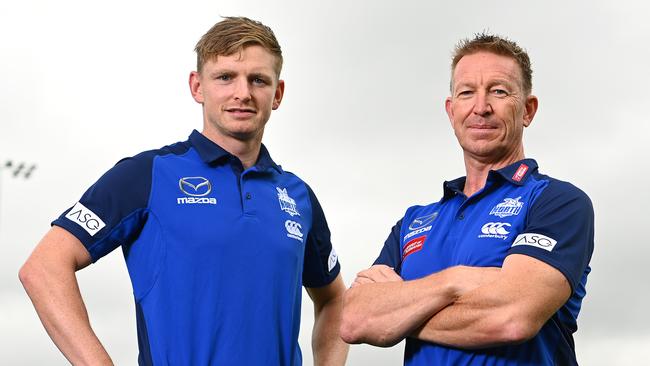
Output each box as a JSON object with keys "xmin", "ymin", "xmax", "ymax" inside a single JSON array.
[{"xmin": 341, "ymin": 33, "xmax": 594, "ymax": 366}]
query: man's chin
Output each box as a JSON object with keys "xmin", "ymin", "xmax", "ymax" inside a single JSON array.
[{"xmin": 228, "ymin": 129, "xmax": 263, "ymax": 142}]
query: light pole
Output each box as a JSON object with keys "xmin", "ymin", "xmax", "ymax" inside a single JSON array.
[{"xmin": 0, "ymin": 159, "xmax": 37, "ymax": 231}]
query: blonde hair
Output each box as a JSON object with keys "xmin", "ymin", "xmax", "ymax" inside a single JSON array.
[
  {"xmin": 451, "ymin": 32, "xmax": 532, "ymax": 95},
  {"xmin": 195, "ymin": 16, "xmax": 283, "ymax": 76}
]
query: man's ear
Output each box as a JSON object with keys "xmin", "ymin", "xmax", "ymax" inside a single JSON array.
[
  {"xmin": 273, "ymin": 79, "xmax": 285, "ymax": 110},
  {"xmin": 445, "ymin": 97, "xmax": 454, "ymax": 128},
  {"xmin": 523, "ymin": 95, "xmax": 538, "ymax": 127},
  {"xmin": 189, "ymin": 71, "xmax": 204, "ymax": 104}
]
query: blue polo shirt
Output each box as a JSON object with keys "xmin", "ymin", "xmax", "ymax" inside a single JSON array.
[
  {"xmin": 375, "ymin": 159, "xmax": 594, "ymax": 366},
  {"xmin": 53, "ymin": 130, "xmax": 340, "ymax": 365}
]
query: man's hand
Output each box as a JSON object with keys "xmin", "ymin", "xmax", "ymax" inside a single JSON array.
[
  {"xmin": 341, "ymin": 264, "xmax": 498, "ymax": 347},
  {"xmin": 351, "ymin": 265, "xmax": 402, "ymax": 287}
]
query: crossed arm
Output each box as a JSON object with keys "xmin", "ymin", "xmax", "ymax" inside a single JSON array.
[{"xmin": 340, "ymin": 254, "xmax": 570, "ymax": 349}]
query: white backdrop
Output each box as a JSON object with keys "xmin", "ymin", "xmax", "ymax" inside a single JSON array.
[{"xmin": 2, "ymin": 0, "xmax": 649, "ymax": 364}]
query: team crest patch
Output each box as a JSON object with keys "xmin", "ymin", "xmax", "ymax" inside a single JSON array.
[
  {"xmin": 489, "ymin": 197, "xmax": 524, "ymax": 218},
  {"xmin": 277, "ymin": 187, "xmax": 300, "ymax": 216}
]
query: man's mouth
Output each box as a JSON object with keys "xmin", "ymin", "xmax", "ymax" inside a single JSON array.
[
  {"xmin": 226, "ymin": 107, "xmax": 256, "ymax": 113},
  {"xmin": 225, "ymin": 107, "xmax": 257, "ymax": 118}
]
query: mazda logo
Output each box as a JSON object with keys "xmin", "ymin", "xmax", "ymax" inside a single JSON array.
[
  {"xmin": 408, "ymin": 212, "xmax": 439, "ymax": 230},
  {"xmin": 179, "ymin": 177, "xmax": 212, "ymax": 197}
]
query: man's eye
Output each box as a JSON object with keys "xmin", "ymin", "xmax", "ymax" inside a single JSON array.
[
  {"xmin": 458, "ymin": 90, "xmax": 473, "ymax": 97},
  {"xmin": 252, "ymin": 77, "xmax": 267, "ymax": 85},
  {"xmin": 216, "ymin": 74, "xmax": 231, "ymax": 81},
  {"xmin": 492, "ymin": 89, "xmax": 507, "ymax": 96}
]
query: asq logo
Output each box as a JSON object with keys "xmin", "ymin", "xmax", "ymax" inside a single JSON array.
[{"xmin": 179, "ymin": 177, "xmax": 211, "ymax": 197}]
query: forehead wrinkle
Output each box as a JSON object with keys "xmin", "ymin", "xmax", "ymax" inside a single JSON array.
[
  {"xmin": 454, "ymin": 52, "xmax": 522, "ymax": 86},
  {"xmin": 455, "ymin": 68, "xmax": 520, "ymax": 92}
]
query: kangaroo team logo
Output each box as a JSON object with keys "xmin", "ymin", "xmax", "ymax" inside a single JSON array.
[
  {"xmin": 277, "ymin": 187, "xmax": 300, "ymax": 216},
  {"xmin": 490, "ymin": 197, "xmax": 524, "ymax": 218}
]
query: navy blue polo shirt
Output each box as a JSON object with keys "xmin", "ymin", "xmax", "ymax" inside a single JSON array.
[
  {"xmin": 375, "ymin": 159, "xmax": 594, "ymax": 366},
  {"xmin": 53, "ymin": 130, "xmax": 340, "ymax": 366}
]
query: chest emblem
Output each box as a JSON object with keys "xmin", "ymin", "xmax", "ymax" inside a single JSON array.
[
  {"xmin": 177, "ymin": 177, "xmax": 217, "ymax": 205},
  {"xmin": 489, "ymin": 196, "xmax": 523, "ymax": 218},
  {"xmin": 478, "ymin": 222, "xmax": 511, "ymax": 240},
  {"xmin": 285, "ymin": 220, "xmax": 304, "ymax": 242},
  {"xmin": 277, "ymin": 187, "xmax": 300, "ymax": 217},
  {"xmin": 408, "ymin": 212, "xmax": 438, "ymax": 230},
  {"xmin": 179, "ymin": 176, "xmax": 211, "ymax": 196},
  {"xmin": 403, "ymin": 236, "xmax": 426, "ymax": 261}
]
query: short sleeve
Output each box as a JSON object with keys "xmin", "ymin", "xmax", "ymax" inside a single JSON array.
[
  {"xmin": 507, "ymin": 180, "xmax": 594, "ymax": 292},
  {"xmin": 373, "ymin": 219, "xmax": 403, "ymax": 275},
  {"xmin": 302, "ymin": 184, "xmax": 340, "ymax": 288},
  {"xmin": 51, "ymin": 153, "xmax": 154, "ymax": 262}
]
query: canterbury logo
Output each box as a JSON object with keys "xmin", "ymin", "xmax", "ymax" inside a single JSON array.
[
  {"xmin": 285, "ymin": 220, "xmax": 303, "ymax": 237},
  {"xmin": 179, "ymin": 177, "xmax": 211, "ymax": 197},
  {"xmin": 285, "ymin": 220, "xmax": 304, "ymax": 243},
  {"xmin": 481, "ymin": 222, "xmax": 511, "ymax": 235}
]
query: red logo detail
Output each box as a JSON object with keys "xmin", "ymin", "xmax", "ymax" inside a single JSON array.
[
  {"xmin": 403, "ymin": 236, "xmax": 426, "ymax": 261},
  {"xmin": 512, "ymin": 164, "xmax": 529, "ymax": 182}
]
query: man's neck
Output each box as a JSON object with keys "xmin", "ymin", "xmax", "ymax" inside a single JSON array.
[
  {"xmin": 462, "ymin": 149, "xmax": 524, "ymax": 197},
  {"xmin": 201, "ymin": 129, "xmax": 263, "ymax": 170}
]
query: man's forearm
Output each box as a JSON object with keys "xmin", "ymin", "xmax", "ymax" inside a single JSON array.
[
  {"xmin": 19, "ymin": 228, "xmax": 113, "ymax": 365},
  {"xmin": 340, "ymin": 270, "xmax": 458, "ymax": 347},
  {"xmin": 412, "ymin": 281, "xmax": 517, "ymax": 349},
  {"xmin": 312, "ymin": 293, "xmax": 348, "ymax": 366},
  {"xmin": 412, "ymin": 255, "xmax": 571, "ymax": 349}
]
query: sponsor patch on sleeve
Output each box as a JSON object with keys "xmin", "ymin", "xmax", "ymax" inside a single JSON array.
[
  {"xmin": 511, "ymin": 233, "xmax": 558, "ymax": 252},
  {"xmin": 65, "ymin": 202, "xmax": 106, "ymax": 236},
  {"xmin": 327, "ymin": 248, "xmax": 338, "ymax": 272}
]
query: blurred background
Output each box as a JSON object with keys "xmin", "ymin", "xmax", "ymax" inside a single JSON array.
[{"xmin": 2, "ymin": 0, "xmax": 649, "ymax": 364}]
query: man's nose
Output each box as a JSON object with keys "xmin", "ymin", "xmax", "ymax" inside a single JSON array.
[
  {"xmin": 233, "ymin": 78, "xmax": 252, "ymax": 102},
  {"xmin": 472, "ymin": 92, "xmax": 493, "ymax": 116}
]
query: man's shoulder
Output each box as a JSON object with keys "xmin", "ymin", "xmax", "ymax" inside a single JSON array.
[
  {"xmin": 273, "ymin": 167, "xmax": 314, "ymax": 189},
  {"xmin": 530, "ymin": 170, "xmax": 591, "ymax": 202},
  {"xmin": 129, "ymin": 139, "xmax": 192, "ymax": 163},
  {"xmin": 112, "ymin": 139, "xmax": 193, "ymax": 171},
  {"xmin": 402, "ymin": 200, "xmax": 445, "ymax": 224},
  {"xmin": 527, "ymin": 171, "xmax": 593, "ymax": 215}
]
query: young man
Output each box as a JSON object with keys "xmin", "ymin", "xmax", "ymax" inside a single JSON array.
[
  {"xmin": 340, "ymin": 34, "xmax": 594, "ymax": 366},
  {"xmin": 20, "ymin": 17, "xmax": 348, "ymax": 365}
]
